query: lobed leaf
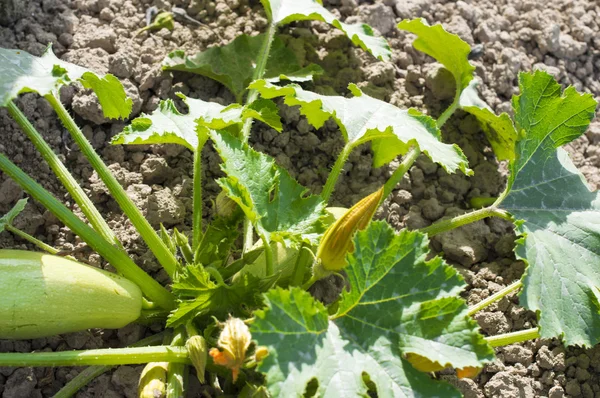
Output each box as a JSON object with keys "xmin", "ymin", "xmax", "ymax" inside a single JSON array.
[
  {"xmin": 168, "ymin": 263, "xmax": 273, "ymax": 327},
  {"xmin": 211, "ymin": 130, "xmax": 327, "ymax": 247},
  {"xmin": 252, "ymin": 221, "xmax": 493, "ymax": 397},
  {"xmin": 0, "ymin": 198, "xmax": 27, "ymax": 233},
  {"xmin": 399, "ymin": 18, "xmax": 518, "ymax": 161},
  {"xmin": 112, "ymin": 94, "xmax": 281, "ymax": 151},
  {"xmin": 261, "ymin": 0, "xmax": 391, "ymax": 61},
  {"xmin": 0, "ymin": 46, "xmax": 131, "ymax": 119},
  {"xmin": 498, "ymin": 71, "xmax": 600, "ymax": 346},
  {"xmin": 162, "ymin": 33, "xmax": 323, "ymax": 102},
  {"xmin": 251, "ymin": 79, "xmax": 471, "ymax": 175},
  {"xmin": 459, "ymin": 81, "xmax": 518, "ymax": 161}
]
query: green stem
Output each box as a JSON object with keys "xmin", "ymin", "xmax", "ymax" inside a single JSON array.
[
  {"xmin": 383, "ymin": 146, "xmax": 420, "ymax": 198},
  {"xmin": 261, "ymin": 235, "xmax": 273, "ymax": 277},
  {"xmin": 467, "ymin": 280, "xmax": 523, "ymax": 316},
  {"xmin": 167, "ymin": 328, "xmax": 188, "ymax": 398},
  {"xmin": 52, "ymin": 333, "xmax": 166, "ymax": 398},
  {"xmin": 192, "ymin": 137, "xmax": 208, "ymax": 251},
  {"xmin": 5, "ymin": 224, "xmax": 60, "ymax": 255},
  {"xmin": 301, "ymin": 273, "xmax": 319, "ymax": 291},
  {"xmin": 419, "ymin": 206, "xmax": 512, "ymax": 237},
  {"xmin": 290, "ymin": 243, "xmax": 312, "ymax": 287},
  {"xmin": 7, "ymin": 101, "xmax": 119, "ymax": 246},
  {"xmin": 0, "ymin": 346, "xmax": 189, "ymax": 367},
  {"xmin": 0, "ymin": 154, "xmax": 176, "ymax": 310},
  {"xmin": 485, "ymin": 328, "xmax": 540, "ymax": 347},
  {"xmin": 45, "ymin": 94, "xmax": 178, "ymax": 278},
  {"xmin": 321, "ymin": 144, "xmax": 352, "ymax": 203},
  {"xmin": 242, "ymin": 218, "xmax": 254, "ymax": 254},
  {"xmin": 436, "ymin": 87, "xmax": 461, "ymax": 128}
]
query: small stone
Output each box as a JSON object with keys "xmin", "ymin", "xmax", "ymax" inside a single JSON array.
[
  {"xmin": 3, "ymin": 368, "xmax": 37, "ymax": 398},
  {"xmin": 565, "ymin": 379, "xmax": 581, "ymax": 396},
  {"xmin": 140, "ymin": 157, "xmax": 173, "ymax": 184},
  {"xmin": 502, "ymin": 345, "xmax": 533, "ymax": 366},
  {"xmin": 549, "ymin": 386, "xmax": 564, "ymax": 398}
]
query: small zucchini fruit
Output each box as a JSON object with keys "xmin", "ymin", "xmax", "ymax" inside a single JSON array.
[{"xmin": 0, "ymin": 250, "xmax": 143, "ymax": 339}]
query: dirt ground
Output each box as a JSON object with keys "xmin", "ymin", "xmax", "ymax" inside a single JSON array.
[{"xmin": 1, "ymin": 0, "xmax": 600, "ymax": 397}]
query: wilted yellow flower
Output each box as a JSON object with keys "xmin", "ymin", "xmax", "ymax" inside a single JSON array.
[
  {"xmin": 138, "ymin": 362, "xmax": 168, "ymax": 398},
  {"xmin": 209, "ymin": 317, "xmax": 251, "ymax": 382},
  {"xmin": 186, "ymin": 335, "xmax": 208, "ymax": 383},
  {"xmin": 316, "ymin": 187, "xmax": 383, "ymax": 273}
]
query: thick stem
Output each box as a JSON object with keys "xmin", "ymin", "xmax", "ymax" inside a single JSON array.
[
  {"xmin": 261, "ymin": 235, "xmax": 273, "ymax": 276},
  {"xmin": 192, "ymin": 137, "xmax": 208, "ymax": 251},
  {"xmin": 467, "ymin": 280, "xmax": 523, "ymax": 316},
  {"xmin": 290, "ymin": 243, "xmax": 312, "ymax": 287},
  {"xmin": 0, "ymin": 346, "xmax": 190, "ymax": 367},
  {"xmin": 419, "ymin": 206, "xmax": 512, "ymax": 237},
  {"xmin": 436, "ymin": 86, "xmax": 461, "ymax": 128},
  {"xmin": 7, "ymin": 101, "xmax": 119, "ymax": 245},
  {"xmin": 383, "ymin": 146, "xmax": 420, "ymax": 198},
  {"xmin": 242, "ymin": 218, "xmax": 255, "ymax": 254},
  {"xmin": 0, "ymin": 154, "xmax": 176, "ymax": 310},
  {"xmin": 5, "ymin": 224, "xmax": 60, "ymax": 255},
  {"xmin": 321, "ymin": 144, "xmax": 352, "ymax": 203},
  {"xmin": 167, "ymin": 328, "xmax": 188, "ymax": 398},
  {"xmin": 52, "ymin": 333, "xmax": 166, "ymax": 398},
  {"xmin": 45, "ymin": 94, "xmax": 178, "ymax": 278},
  {"xmin": 240, "ymin": 22, "xmax": 278, "ymax": 141},
  {"xmin": 485, "ymin": 328, "xmax": 540, "ymax": 348}
]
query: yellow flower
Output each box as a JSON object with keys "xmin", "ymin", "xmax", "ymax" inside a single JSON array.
[
  {"xmin": 209, "ymin": 317, "xmax": 251, "ymax": 382},
  {"xmin": 186, "ymin": 335, "xmax": 208, "ymax": 383},
  {"xmin": 316, "ymin": 187, "xmax": 383, "ymax": 273}
]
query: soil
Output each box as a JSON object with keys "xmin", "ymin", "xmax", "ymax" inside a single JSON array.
[{"xmin": 1, "ymin": 0, "xmax": 600, "ymax": 397}]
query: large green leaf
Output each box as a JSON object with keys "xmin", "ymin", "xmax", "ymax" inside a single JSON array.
[
  {"xmin": 399, "ymin": 18, "xmax": 517, "ymax": 161},
  {"xmin": 0, "ymin": 198, "xmax": 27, "ymax": 233},
  {"xmin": 459, "ymin": 81, "xmax": 518, "ymax": 161},
  {"xmin": 211, "ymin": 130, "xmax": 326, "ymax": 247},
  {"xmin": 252, "ymin": 221, "xmax": 493, "ymax": 397},
  {"xmin": 251, "ymin": 79, "xmax": 471, "ymax": 175},
  {"xmin": 112, "ymin": 95, "xmax": 281, "ymax": 151},
  {"xmin": 163, "ymin": 34, "xmax": 323, "ymax": 102},
  {"xmin": 0, "ymin": 46, "xmax": 131, "ymax": 119},
  {"xmin": 168, "ymin": 263, "xmax": 270, "ymax": 327},
  {"xmin": 498, "ymin": 71, "xmax": 600, "ymax": 346},
  {"xmin": 261, "ymin": 0, "xmax": 391, "ymax": 61}
]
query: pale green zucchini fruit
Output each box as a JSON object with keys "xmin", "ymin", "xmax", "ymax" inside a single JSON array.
[{"xmin": 0, "ymin": 250, "xmax": 143, "ymax": 339}]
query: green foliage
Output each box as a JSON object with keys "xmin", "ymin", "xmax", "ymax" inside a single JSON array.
[
  {"xmin": 169, "ymin": 263, "xmax": 271, "ymax": 328},
  {"xmin": 399, "ymin": 18, "xmax": 518, "ymax": 160},
  {"xmin": 497, "ymin": 71, "xmax": 600, "ymax": 346},
  {"xmin": 251, "ymin": 79, "xmax": 471, "ymax": 175},
  {"xmin": 0, "ymin": 199, "xmax": 27, "ymax": 233},
  {"xmin": 112, "ymin": 94, "xmax": 281, "ymax": 151},
  {"xmin": 163, "ymin": 34, "xmax": 323, "ymax": 102},
  {"xmin": 0, "ymin": 46, "xmax": 131, "ymax": 119},
  {"xmin": 252, "ymin": 221, "xmax": 493, "ymax": 397},
  {"xmin": 211, "ymin": 131, "xmax": 327, "ymax": 247},
  {"xmin": 261, "ymin": 0, "xmax": 391, "ymax": 61}
]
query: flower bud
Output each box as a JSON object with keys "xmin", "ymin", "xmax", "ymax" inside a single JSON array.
[
  {"xmin": 209, "ymin": 317, "xmax": 251, "ymax": 382},
  {"xmin": 138, "ymin": 362, "xmax": 168, "ymax": 398},
  {"xmin": 316, "ymin": 187, "xmax": 383, "ymax": 273},
  {"xmin": 186, "ymin": 335, "xmax": 208, "ymax": 384},
  {"xmin": 254, "ymin": 346, "xmax": 269, "ymax": 362}
]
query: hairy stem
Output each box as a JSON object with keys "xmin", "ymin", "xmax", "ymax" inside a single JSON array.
[
  {"xmin": 261, "ymin": 235, "xmax": 274, "ymax": 276},
  {"xmin": 419, "ymin": 206, "xmax": 512, "ymax": 237},
  {"xmin": 5, "ymin": 224, "xmax": 61, "ymax": 255},
  {"xmin": 240, "ymin": 22, "xmax": 277, "ymax": 141},
  {"xmin": 0, "ymin": 154, "xmax": 176, "ymax": 310},
  {"xmin": 7, "ymin": 101, "xmax": 119, "ymax": 245},
  {"xmin": 436, "ymin": 87, "xmax": 461, "ymax": 128},
  {"xmin": 52, "ymin": 333, "xmax": 166, "ymax": 398},
  {"xmin": 485, "ymin": 328, "xmax": 540, "ymax": 347},
  {"xmin": 0, "ymin": 346, "xmax": 189, "ymax": 367},
  {"xmin": 45, "ymin": 93, "xmax": 178, "ymax": 278},
  {"xmin": 383, "ymin": 146, "xmax": 420, "ymax": 198},
  {"xmin": 321, "ymin": 145, "xmax": 352, "ymax": 203},
  {"xmin": 243, "ymin": 218, "xmax": 255, "ymax": 254},
  {"xmin": 290, "ymin": 244, "xmax": 313, "ymax": 287},
  {"xmin": 192, "ymin": 137, "xmax": 208, "ymax": 251},
  {"xmin": 467, "ymin": 280, "xmax": 523, "ymax": 316},
  {"xmin": 469, "ymin": 196, "xmax": 498, "ymax": 209}
]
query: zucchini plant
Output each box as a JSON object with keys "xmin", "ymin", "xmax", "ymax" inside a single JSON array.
[{"xmin": 0, "ymin": 0, "xmax": 598, "ymax": 396}]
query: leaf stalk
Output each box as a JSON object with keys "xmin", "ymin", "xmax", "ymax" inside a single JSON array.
[
  {"xmin": 383, "ymin": 146, "xmax": 420, "ymax": 198},
  {"xmin": 467, "ymin": 280, "xmax": 523, "ymax": 316},
  {"xmin": 419, "ymin": 206, "xmax": 512, "ymax": 237},
  {"xmin": 485, "ymin": 328, "xmax": 540, "ymax": 347},
  {"xmin": 321, "ymin": 144, "xmax": 353, "ymax": 203}
]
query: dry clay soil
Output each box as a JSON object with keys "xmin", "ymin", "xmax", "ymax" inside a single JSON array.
[{"xmin": 1, "ymin": 0, "xmax": 600, "ymax": 397}]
